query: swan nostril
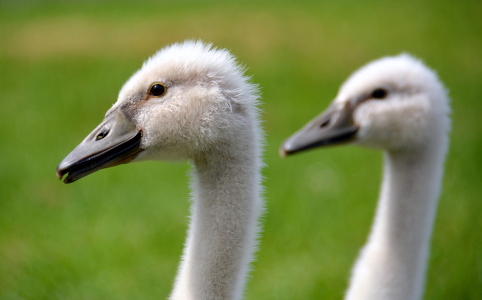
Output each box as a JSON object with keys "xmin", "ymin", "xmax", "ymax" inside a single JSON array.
[
  {"xmin": 96, "ymin": 130, "xmax": 109, "ymax": 141},
  {"xmin": 320, "ymin": 119, "xmax": 330, "ymax": 128}
]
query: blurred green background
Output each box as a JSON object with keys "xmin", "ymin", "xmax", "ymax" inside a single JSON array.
[{"xmin": 1, "ymin": 0, "xmax": 481, "ymax": 299}]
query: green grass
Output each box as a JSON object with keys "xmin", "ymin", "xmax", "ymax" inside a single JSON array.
[{"xmin": 1, "ymin": 0, "xmax": 481, "ymax": 299}]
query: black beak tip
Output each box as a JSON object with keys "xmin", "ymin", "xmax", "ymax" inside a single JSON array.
[
  {"xmin": 56, "ymin": 164, "xmax": 72, "ymax": 184},
  {"xmin": 279, "ymin": 140, "xmax": 299, "ymax": 158},
  {"xmin": 56, "ymin": 169, "xmax": 69, "ymax": 184},
  {"xmin": 56, "ymin": 166, "xmax": 64, "ymax": 180},
  {"xmin": 279, "ymin": 146, "xmax": 288, "ymax": 158}
]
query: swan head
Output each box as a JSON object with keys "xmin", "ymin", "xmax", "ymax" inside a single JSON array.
[
  {"xmin": 281, "ymin": 54, "xmax": 450, "ymax": 156},
  {"xmin": 57, "ymin": 41, "xmax": 259, "ymax": 183}
]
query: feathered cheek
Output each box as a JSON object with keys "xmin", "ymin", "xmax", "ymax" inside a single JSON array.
[
  {"xmin": 353, "ymin": 102, "xmax": 399, "ymax": 147},
  {"xmin": 353, "ymin": 102, "xmax": 379, "ymax": 130},
  {"xmin": 397, "ymin": 106, "xmax": 429, "ymax": 146}
]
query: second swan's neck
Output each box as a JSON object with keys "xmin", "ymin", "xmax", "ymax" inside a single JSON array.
[
  {"xmin": 345, "ymin": 141, "xmax": 447, "ymax": 300},
  {"xmin": 170, "ymin": 134, "xmax": 263, "ymax": 300}
]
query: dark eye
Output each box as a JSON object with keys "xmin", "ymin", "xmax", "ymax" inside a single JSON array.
[
  {"xmin": 149, "ymin": 83, "xmax": 167, "ymax": 97},
  {"xmin": 371, "ymin": 88, "xmax": 388, "ymax": 99}
]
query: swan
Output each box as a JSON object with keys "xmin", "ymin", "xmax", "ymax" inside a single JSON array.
[
  {"xmin": 56, "ymin": 41, "xmax": 264, "ymax": 300},
  {"xmin": 280, "ymin": 54, "xmax": 450, "ymax": 300}
]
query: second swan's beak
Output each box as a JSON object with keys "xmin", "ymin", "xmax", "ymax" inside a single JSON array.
[
  {"xmin": 280, "ymin": 102, "xmax": 358, "ymax": 157},
  {"xmin": 56, "ymin": 109, "xmax": 143, "ymax": 184}
]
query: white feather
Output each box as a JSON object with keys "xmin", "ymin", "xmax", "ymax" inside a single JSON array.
[{"xmin": 114, "ymin": 41, "xmax": 264, "ymax": 300}]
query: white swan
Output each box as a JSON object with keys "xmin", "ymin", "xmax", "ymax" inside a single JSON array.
[
  {"xmin": 281, "ymin": 54, "xmax": 450, "ymax": 300},
  {"xmin": 57, "ymin": 41, "xmax": 264, "ymax": 300}
]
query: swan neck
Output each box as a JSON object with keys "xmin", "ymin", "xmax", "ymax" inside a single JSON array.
[
  {"xmin": 346, "ymin": 141, "xmax": 447, "ymax": 300},
  {"xmin": 170, "ymin": 137, "xmax": 263, "ymax": 300}
]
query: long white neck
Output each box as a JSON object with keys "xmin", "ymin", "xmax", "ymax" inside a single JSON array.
[
  {"xmin": 345, "ymin": 137, "xmax": 447, "ymax": 300},
  {"xmin": 169, "ymin": 128, "xmax": 263, "ymax": 300}
]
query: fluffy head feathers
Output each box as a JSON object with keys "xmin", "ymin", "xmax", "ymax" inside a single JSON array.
[
  {"xmin": 111, "ymin": 41, "xmax": 260, "ymax": 161},
  {"xmin": 336, "ymin": 54, "xmax": 450, "ymax": 150}
]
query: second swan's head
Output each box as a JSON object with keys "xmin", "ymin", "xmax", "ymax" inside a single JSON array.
[
  {"xmin": 281, "ymin": 54, "xmax": 450, "ymax": 156},
  {"xmin": 57, "ymin": 41, "xmax": 260, "ymax": 183}
]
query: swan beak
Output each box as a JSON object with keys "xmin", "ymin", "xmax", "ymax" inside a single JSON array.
[
  {"xmin": 280, "ymin": 102, "xmax": 358, "ymax": 157},
  {"xmin": 56, "ymin": 109, "xmax": 143, "ymax": 184}
]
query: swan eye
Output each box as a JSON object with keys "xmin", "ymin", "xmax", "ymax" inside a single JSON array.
[
  {"xmin": 149, "ymin": 83, "xmax": 167, "ymax": 97},
  {"xmin": 371, "ymin": 88, "xmax": 388, "ymax": 99}
]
